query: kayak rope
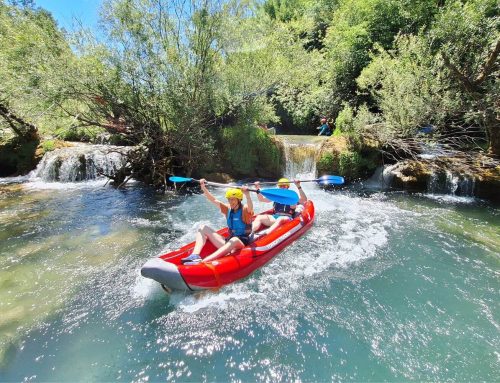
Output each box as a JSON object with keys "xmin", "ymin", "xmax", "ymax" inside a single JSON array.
[
  {"xmin": 161, "ymin": 284, "xmax": 172, "ymax": 294},
  {"xmin": 204, "ymin": 261, "xmax": 223, "ymax": 288}
]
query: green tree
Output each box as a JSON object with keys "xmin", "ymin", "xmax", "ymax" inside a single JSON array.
[
  {"xmin": 356, "ymin": 0, "xmax": 499, "ymax": 155},
  {"xmin": 430, "ymin": 0, "xmax": 499, "ymax": 155},
  {"xmin": 0, "ymin": 1, "xmax": 78, "ymax": 174},
  {"xmin": 54, "ymin": 0, "xmax": 296, "ymax": 183},
  {"xmin": 357, "ymin": 36, "xmax": 449, "ymax": 140},
  {"xmin": 323, "ymin": 0, "xmax": 441, "ymax": 115},
  {"xmin": 0, "ymin": 1, "xmax": 73, "ymax": 141}
]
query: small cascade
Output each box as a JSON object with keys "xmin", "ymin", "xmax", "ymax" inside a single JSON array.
[
  {"xmin": 363, "ymin": 165, "xmax": 396, "ymax": 190},
  {"xmin": 284, "ymin": 144, "xmax": 317, "ymax": 177},
  {"xmin": 31, "ymin": 143, "xmax": 132, "ymax": 182},
  {"xmin": 376, "ymin": 161, "xmax": 476, "ymax": 197},
  {"xmin": 427, "ymin": 170, "xmax": 475, "ymax": 196},
  {"xmin": 278, "ymin": 135, "xmax": 324, "ymax": 178}
]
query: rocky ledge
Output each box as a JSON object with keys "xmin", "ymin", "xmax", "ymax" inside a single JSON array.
[{"xmin": 385, "ymin": 153, "xmax": 499, "ymax": 203}]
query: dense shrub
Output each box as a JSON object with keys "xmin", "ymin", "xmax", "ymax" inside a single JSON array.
[
  {"xmin": 316, "ymin": 133, "xmax": 380, "ymax": 181},
  {"xmin": 221, "ymin": 124, "xmax": 283, "ymax": 178},
  {"xmin": 317, "ymin": 152, "xmax": 335, "ymax": 174}
]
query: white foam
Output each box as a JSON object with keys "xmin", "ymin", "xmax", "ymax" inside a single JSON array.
[
  {"xmin": 420, "ymin": 193, "xmax": 477, "ymax": 204},
  {"xmin": 25, "ymin": 179, "xmax": 110, "ymax": 190},
  {"xmin": 252, "ymin": 192, "xmax": 403, "ymax": 293},
  {"xmin": 174, "ymin": 286, "xmax": 262, "ymax": 313},
  {"xmin": 129, "ymin": 218, "xmax": 158, "ymax": 227},
  {"xmin": 131, "ymin": 273, "xmax": 165, "ymax": 300},
  {"xmin": 0, "ymin": 175, "xmax": 30, "ymax": 184}
]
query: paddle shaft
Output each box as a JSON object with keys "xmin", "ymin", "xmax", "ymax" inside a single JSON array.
[
  {"xmin": 256, "ymin": 180, "xmax": 318, "ymax": 185},
  {"xmin": 204, "ymin": 181, "xmax": 299, "ymax": 204},
  {"xmin": 169, "ymin": 176, "xmax": 299, "ymax": 205},
  {"xmin": 190, "ymin": 179, "xmax": 260, "ymax": 193},
  {"xmin": 256, "ymin": 175, "xmax": 344, "ymax": 185}
]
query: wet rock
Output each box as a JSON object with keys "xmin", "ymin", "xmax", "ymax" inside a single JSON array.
[
  {"xmin": 383, "ymin": 155, "xmax": 500, "ymax": 203},
  {"xmin": 474, "ymin": 166, "xmax": 500, "ymax": 203},
  {"xmin": 0, "ymin": 137, "xmax": 39, "ymax": 176},
  {"xmin": 387, "ymin": 161, "xmax": 433, "ymax": 191}
]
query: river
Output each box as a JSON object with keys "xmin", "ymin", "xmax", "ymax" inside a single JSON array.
[{"xmin": 0, "ymin": 153, "xmax": 498, "ymax": 381}]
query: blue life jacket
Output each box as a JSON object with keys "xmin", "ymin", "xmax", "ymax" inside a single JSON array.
[
  {"xmin": 227, "ymin": 207, "xmax": 251, "ymax": 237},
  {"xmin": 273, "ymin": 202, "xmax": 295, "ymax": 217}
]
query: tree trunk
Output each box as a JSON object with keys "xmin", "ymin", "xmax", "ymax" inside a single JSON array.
[
  {"xmin": 486, "ymin": 114, "xmax": 500, "ymax": 156},
  {"xmin": 0, "ymin": 102, "xmax": 40, "ymax": 141}
]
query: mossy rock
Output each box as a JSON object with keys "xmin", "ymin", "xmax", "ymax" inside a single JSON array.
[
  {"xmin": 434, "ymin": 155, "xmax": 500, "ymax": 203},
  {"xmin": 204, "ymin": 172, "xmax": 234, "ymax": 183},
  {"xmin": 388, "ymin": 160, "xmax": 433, "ymax": 190},
  {"xmin": 475, "ymin": 173, "xmax": 500, "ymax": 203},
  {"xmin": 35, "ymin": 139, "xmax": 74, "ymax": 161},
  {"xmin": 316, "ymin": 134, "xmax": 380, "ymax": 182},
  {"xmin": 258, "ymin": 136, "xmax": 284, "ymax": 178},
  {"xmin": 385, "ymin": 156, "xmax": 500, "ymax": 203},
  {"xmin": 0, "ymin": 136, "xmax": 40, "ymax": 176}
]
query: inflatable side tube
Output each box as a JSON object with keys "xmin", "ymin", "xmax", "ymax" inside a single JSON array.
[{"xmin": 141, "ymin": 258, "xmax": 191, "ymax": 291}]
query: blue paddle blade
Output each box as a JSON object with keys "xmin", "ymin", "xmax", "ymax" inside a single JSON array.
[
  {"xmin": 169, "ymin": 176, "xmax": 194, "ymax": 183},
  {"xmin": 317, "ymin": 175, "xmax": 344, "ymax": 185},
  {"xmin": 260, "ymin": 188, "xmax": 299, "ymax": 205}
]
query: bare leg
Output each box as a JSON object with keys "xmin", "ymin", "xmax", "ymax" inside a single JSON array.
[
  {"xmin": 261, "ymin": 216, "xmax": 290, "ymax": 235},
  {"xmin": 192, "ymin": 224, "xmax": 226, "ymax": 254},
  {"xmin": 251, "ymin": 214, "xmax": 276, "ymax": 232},
  {"xmin": 203, "ymin": 237, "xmax": 244, "ymax": 262}
]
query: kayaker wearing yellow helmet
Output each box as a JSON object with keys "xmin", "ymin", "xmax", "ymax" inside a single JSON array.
[
  {"xmin": 251, "ymin": 177, "xmax": 307, "ymax": 239},
  {"xmin": 181, "ymin": 179, "xmax": 254, "ymax": 265}
]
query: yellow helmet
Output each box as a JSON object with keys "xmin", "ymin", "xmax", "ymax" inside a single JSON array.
[
  {"xmin": 225, "ymin": 188, "xmax": 243, "ymax": 200},
  {"xmin": 277, "ymin": 177, "xmax": 290, "ymax": 187}
]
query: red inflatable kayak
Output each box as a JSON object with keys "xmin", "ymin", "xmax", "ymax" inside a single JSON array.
[{"xmin": 141, "ymin": 200, "xmax": 315, "ymax": 291}]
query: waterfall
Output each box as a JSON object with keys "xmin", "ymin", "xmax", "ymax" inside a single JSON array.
[
  {"xmin": 427, "ymin": 170, "xmax": 475, "ymax": 196},
  {"xmin": 363, "ymin": 164, "xmax": 396, "ymax": 190},
  {"xmin": 374, "ymin": 162, "xmax": 476, "ymax": 197},
  {"xmin": 278, "ymin": 135, "xmax": 324, "ymax": 178},
  {"xmin": 31, "ymin": 143, "xmax": 132, "ymax": 182}
]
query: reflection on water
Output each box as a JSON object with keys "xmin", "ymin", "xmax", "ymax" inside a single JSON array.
[
  {"xmin": 0, "ymin": 181, "xmax": 171, "ymax": 366},
  {"xmin": 0, "ymin": 178, "xmax": 498, "ymax": 381}
]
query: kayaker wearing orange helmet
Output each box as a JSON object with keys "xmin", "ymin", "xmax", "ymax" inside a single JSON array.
[
  {"xmin": 251, "ymin": 177, "xmax": 307, "ymax": 239},
  {"xmin": 181, "ymin": 179, "xmax": 254, "ymax": 265}
]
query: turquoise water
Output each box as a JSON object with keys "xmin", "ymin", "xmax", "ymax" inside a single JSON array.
[{"xmin": 0, "ymin": 179, "xmax": 498, "ymax": 381}]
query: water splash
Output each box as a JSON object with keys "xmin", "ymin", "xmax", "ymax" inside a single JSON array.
[{"xmin": 1, "ymin": 140, "xmax": 498, "ymax": 382}]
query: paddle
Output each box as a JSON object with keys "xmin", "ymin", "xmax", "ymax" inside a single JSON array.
[
  {"xmin": 169, "ymin": 176, "xmax": 299, "ymax": 205},
  {"xmin": 256, "ymin": 175, "xmax": 345, "ymax": 186}
]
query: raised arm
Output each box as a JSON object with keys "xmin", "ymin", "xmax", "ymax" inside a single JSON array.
[
  {"xmin": 294, "ymin": 180, "xmax": 307, "ymax": 204},
  {"xmin": 200, "ymin": 179, "xmax": 223, "ymax": 208},
  {"xmin": 241, "ymin": 185, "xmax": 253, "ymax": 213},
  {"xmin": 254, "ymin": 181, "xmax": 271, "ymax": 203}
]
